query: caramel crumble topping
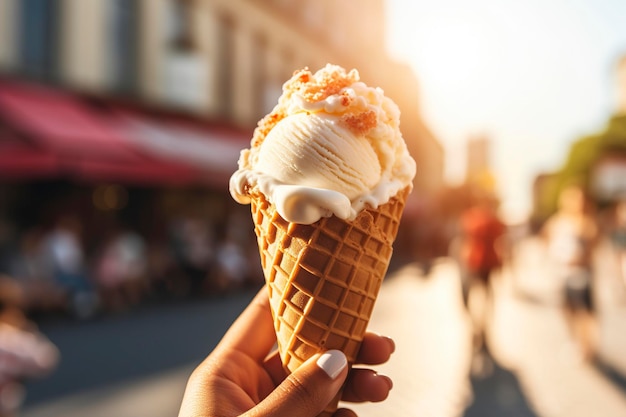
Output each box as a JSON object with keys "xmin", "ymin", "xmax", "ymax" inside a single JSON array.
[
  {"xmin": 250, "ymin": 65, "xmax": 365, "ymax": 148},
  {"xmin": 341, "ymin": 110, "xmax": 377, "ymax": 135}
]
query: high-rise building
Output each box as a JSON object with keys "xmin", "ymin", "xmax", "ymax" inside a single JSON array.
[
  {"xmin": 616, "ymin": 54, "xmax": 626, "ymax": 114},
  {"xmin": 465, "ymin": 134, "xmax": 495, "ymax": 192}
]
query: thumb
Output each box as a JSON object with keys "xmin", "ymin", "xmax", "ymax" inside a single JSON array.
[{"xmin": 249, "ymin": 350, "xmax": 348, "ymax": 417}]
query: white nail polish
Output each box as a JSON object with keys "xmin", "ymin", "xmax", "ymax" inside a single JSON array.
[{"xmin": 316, "ymin": 350, "xmax": 347, "ymax": 379}]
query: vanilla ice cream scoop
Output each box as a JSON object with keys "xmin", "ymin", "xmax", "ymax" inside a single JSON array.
[
  {"xmin": 230, "ymin": 64, "xmax": 416, "ymax": 224},
  {"xmin": 255, "ymin": 113, "xmax": 381, "ymax": 199}
]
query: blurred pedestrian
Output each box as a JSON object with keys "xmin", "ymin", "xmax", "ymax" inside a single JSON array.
[
  {"xmin": 212, "ymin": 237, "xmax": 249, "ymax": 293},
  {"xmin": 144, "ymin": 240, "xmax": 179, "ymax": 299},
  {"xmin": 0, "ymin": 275, "xmax": 59, "ymax": 417},
  {"xmin": 542, "ymin": 185, "xmax": 599, "ymax": 362},
  {"xmin": 0, "ymin": 218, "xmax": 16, "ymax": 276},
  {"xmin": 40, "ymin": 217, "xmax": 98, "ymax": 319},
  {"xmin": 169, "ymin": 216, "xmax": 215, "ymax": 296},
  {"xmin": 8, "ymin": 229, "xmax": 66, "ymax": 313},
  {"xmin": 610, "ymin": 198, "xmax": 626, "ymax": 295},
  {"xmin": 458, "ymin": 193, "xmax": 506, "ymax": 376},
  {"xmin": 94, "ymin": 229, "xmax": 148, "ymax": 311}
]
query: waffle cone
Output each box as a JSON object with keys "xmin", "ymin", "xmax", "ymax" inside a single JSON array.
[{"xmin": 250, "ymin": 187, "xmax": 409, "ymax": 416}]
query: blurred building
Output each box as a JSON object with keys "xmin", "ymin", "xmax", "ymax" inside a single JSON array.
[
  {"xmin": 617, "ymin": 54, "xmax": 626, "ymax": 114},
  {"xmin": 0, "ymin": 0, "xmax": 444, "ymax": 272},
  {"xmin": 0, "ymin": 0, "xmax": 442, "ymax": 194},
  {"xmin": 465, "ymin": 134, "xmax": 495, "ymax": 194}
]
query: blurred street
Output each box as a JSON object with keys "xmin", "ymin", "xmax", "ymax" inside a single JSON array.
[{"xmin": 17, "ymin": 236, "xmax": 626, "ymax": 417}]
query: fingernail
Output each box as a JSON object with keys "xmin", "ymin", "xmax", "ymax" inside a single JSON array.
[
  {"xmin": 316, "ymin": 350, "xmax": 347, "ymax": 379},
  {"xmin": 382, "ymin": 335, "xmax": 396, "ymax": 354},
  {"xmin": 379, "ymin": 374, "xmax": 393, "ymax": 390},
  {"xmin": 373, "ymin": 333, "xmax": 396, "ymax": 353}
]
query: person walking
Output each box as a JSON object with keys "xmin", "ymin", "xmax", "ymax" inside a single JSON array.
[
  {"xmin": 542, "ymin": 185, "xmax": 599, "ymax": 362},
  {"xmin": 609, "ymin": 198, "xmax": 626, "ymax": 296},
  {"xmin": 458, "ymin": 193, "xmax": 506, "ymax": 376}
]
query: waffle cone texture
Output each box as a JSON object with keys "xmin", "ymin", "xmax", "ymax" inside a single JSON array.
[{"xmin": 250, "ymin": 187, "xmax": 409, "ymax": 415}]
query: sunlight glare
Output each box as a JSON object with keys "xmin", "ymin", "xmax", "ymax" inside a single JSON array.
[{"xmin": 410, "ymin": 14, "xmax": 497, "ymax": 94}]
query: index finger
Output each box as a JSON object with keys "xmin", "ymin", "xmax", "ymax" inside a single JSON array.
[
  {"xmin": 215, "ymin": 287, "xmax": 276, "ymax": 361},
  {"xmin": 356, "ymin": 333, "xmax": 395, "ymax": 365}
]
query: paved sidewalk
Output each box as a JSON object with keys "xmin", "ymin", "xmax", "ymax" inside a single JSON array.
[
  {"xmin": 353, "ymin": 237, "xmax": 626, "ymax": 417},
  {"xmin": 491, "ymin": 237, "xmax": 626, "ymax": 417},
  {"xmin": 22, "ymin": 366, "xmax": 191, "ymax": 417},
  {"xmin": 349, "ymin": 262, "xmax": 473, "ymax": 417}
]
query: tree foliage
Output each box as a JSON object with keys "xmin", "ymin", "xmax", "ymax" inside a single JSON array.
[{"xmin": 534, "ymin": 115, "xmax": 626, "ymax": 220}]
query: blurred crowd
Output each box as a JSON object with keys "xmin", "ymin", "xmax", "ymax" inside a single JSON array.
[
  {"xmin": 0, "ymin": 212, "xmax": 263, "ymax": 321},
  {"xmin": 0, "ymin": 199, "xmax": 265, "ymax": 416},
  {"xmin": 449, "ymin": 186, "xmax": 626, "ymax": 375}
]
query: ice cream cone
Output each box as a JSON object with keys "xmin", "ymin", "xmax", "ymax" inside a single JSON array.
[
  {"xmin": 230, "ymin": 64, "xmax": 416, "ymax": 416},
  {"xmin": 250, "ymin": 186, "xmax": 409, "ymax": 415}
]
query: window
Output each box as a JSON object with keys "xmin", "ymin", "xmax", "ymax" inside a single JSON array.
[
  {"xmin": 216, "ymin": 15, "xmax": 235, "ymax": 119},
  {"xmin": 166, "ymin": 0, "xmax": 195, "ymax": 51},
  {"xmin": 107, "ymin": 0, "xmax": 140, "ymax": 94},
  {"xmin": 252, "ymin": 33, "xmax": 268, "ymax": 120},
  {"xmin": 19, "ymin": 0, "xmax": 61, "ymax": 81},
  {"xmin": 162, "ymin": 0, "xmax": 207, "ymax": 111}
]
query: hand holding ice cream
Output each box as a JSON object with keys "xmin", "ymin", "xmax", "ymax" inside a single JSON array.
[{"xmin": 178, "ymin": 288, "xmax": 395, "ymax": 417}]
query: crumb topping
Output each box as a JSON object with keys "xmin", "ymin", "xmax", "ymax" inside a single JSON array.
[
  {"xmin": 250, "ymin": 65, "xmax": 371, "ymax": 148},
  {"xmin": 251, "ymin": 112, "xmax": 283, "ymax": 148},
  {"xmin": 288, "ymin": 66, "xmax": 358, "ymax": 103},
  {"xmin": 341, "ymin": 110, "xmax": 377, "ymax": 136}
]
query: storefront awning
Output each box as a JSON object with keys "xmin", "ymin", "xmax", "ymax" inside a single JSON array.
[
  {"xmin": 0, "ymin": 81, "xmax": 137, "ymax": 162},
  {"xmin": 0, "ymin": 141, "xmax": 60, "ymax": 180},
  {"xmin": 0, "ymin": 80, "xmax": 250, "ymax": 188},
  {"xmin": 118, "ymin": 112, "xmax": 244, "ymax": 172}
]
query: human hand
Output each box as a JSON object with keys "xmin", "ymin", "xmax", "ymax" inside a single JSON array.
[{"xmin": 178, "ymin": 288, "xmax": 395, "ymax": 417}]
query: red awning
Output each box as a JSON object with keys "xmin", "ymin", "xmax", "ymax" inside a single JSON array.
[
  {"xmin": 0, "ymin": 81, "xmax": 250, "ymax": 187},
  {"xmin": 112, "ymin": 110, "xmax": 247, "ymax": 187},
  {"xmin": 0, "ymin": 141, "xmax": 60, "ymax": 180},
  {"xmin": 0, "ymin": 81, "xmax": 138, "ymax": 162}
]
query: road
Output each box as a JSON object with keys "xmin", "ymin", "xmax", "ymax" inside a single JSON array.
[
  {"xmin": 21, "ymin": 291, "xmax": 258, "ymax": 417},
  {"xmin": 19, "ymin": 237, "xmax": 626, "ymax": 417}
]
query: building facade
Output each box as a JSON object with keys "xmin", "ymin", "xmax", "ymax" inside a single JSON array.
[
  {"xmin": 465, "ymin": 134, "xmax": 495, "ymax": 194},
  {"xmin": 0, "ymin": 0, "xmax": 443, "ymax": 195}
]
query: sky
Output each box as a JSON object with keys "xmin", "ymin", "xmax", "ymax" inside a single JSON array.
[{"xmin": 385, "ymin": 0, "xmax": 626, "ymax": 222}]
